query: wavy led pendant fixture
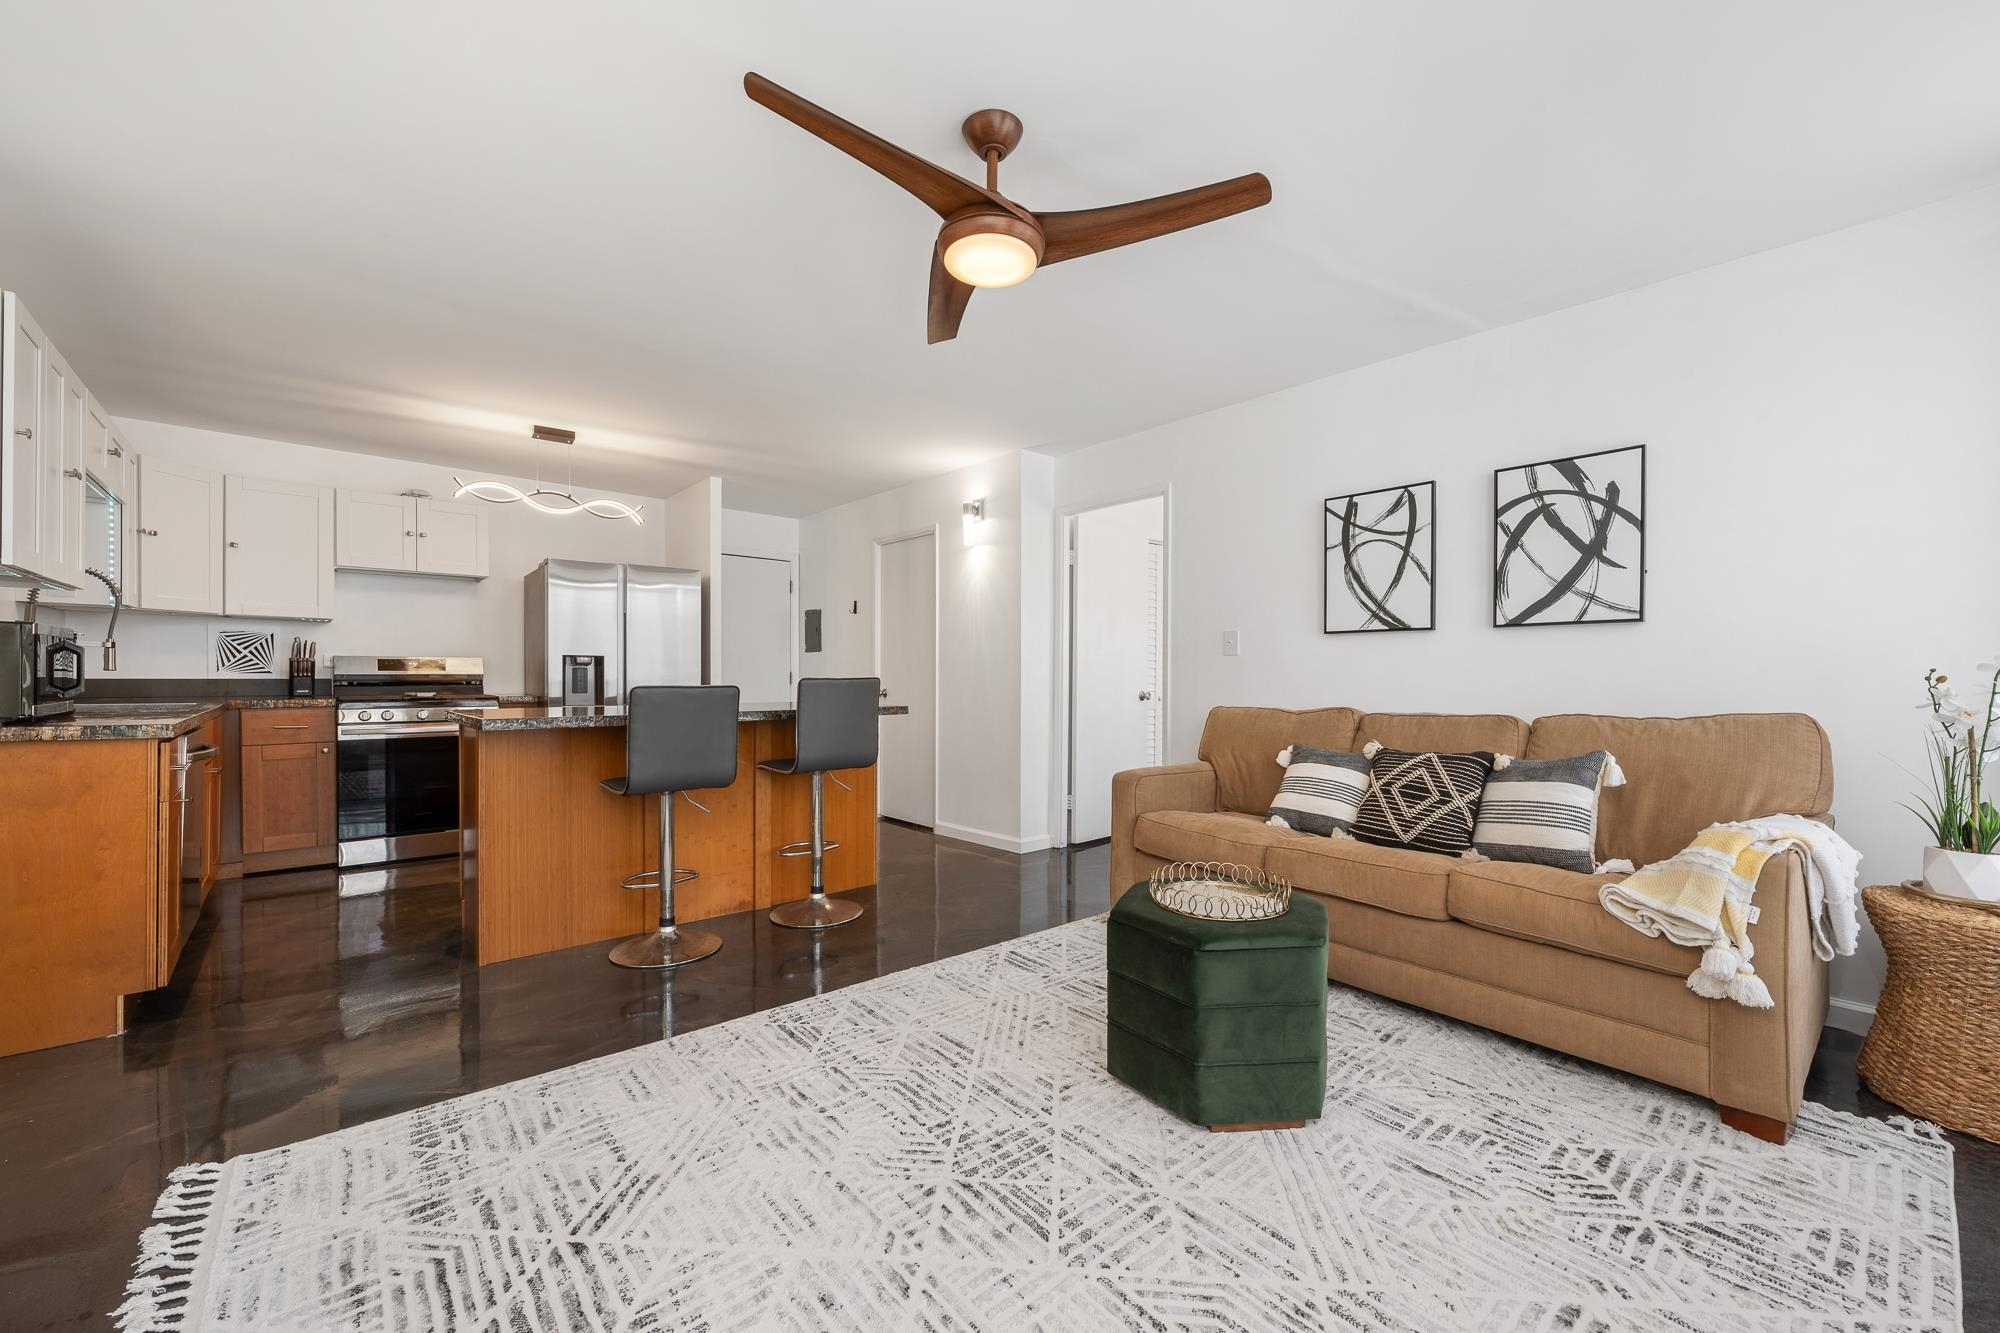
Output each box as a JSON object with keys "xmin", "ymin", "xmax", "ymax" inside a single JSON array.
[{"xmin": 452, "ymin": 425, "xmax": 644, "ymax": 524}]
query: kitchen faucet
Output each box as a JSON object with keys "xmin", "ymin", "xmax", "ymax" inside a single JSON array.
[{"xmin": 83, "ymin": 567, "xmax": 122, "ymax": 671}]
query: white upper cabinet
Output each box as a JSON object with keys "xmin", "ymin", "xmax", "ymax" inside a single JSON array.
[
  {"xmin": 1, "ymin": 292, "xmax": 61, "ymax": 585},
  {"xmin": 336, "ymin": 488, "xmax": 487, "ymax": 579},
  {"xmin": 225, "ymin": 476, "xmax": 334, "ymax": 619},
  {"xmin": 137, "ymin": 455, "xmax": 225, "ymax": 614},
  {"xmin": 334, "ymin": 488, "xmax": 415, "ymax": 572},
  {"xmin": 55, "ymin": 352, "xmax": 86, "ymax": 588},
  {"xmin": 413, "ymin": 497, "xmax": 487, "ymax": 577}
]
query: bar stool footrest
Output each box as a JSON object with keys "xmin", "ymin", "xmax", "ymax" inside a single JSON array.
[
  {"xmin": 621, "ymin": 868, "xmax": 701, "ymax": 890},
  {"xmin": 776, "ymin": 840, "xmax": 841, "ymax": 858}
]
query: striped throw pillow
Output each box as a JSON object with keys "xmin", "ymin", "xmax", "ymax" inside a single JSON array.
[
  {"xmin": 1471, "ymin": 750, "xmax": 1627, "ymax": 873},
  {"xmin": 1351, "ymin": 745, "xmax": 1495, "ymax": 854},
  {"xmin": 1265, "ymin": 744, "xmax": 1371, "ymax": 836}
]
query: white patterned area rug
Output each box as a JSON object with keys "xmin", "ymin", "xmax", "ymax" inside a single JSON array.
[{"xmin": 120, "ymin": 918, "xmax": 1961, "ymax": 1332}]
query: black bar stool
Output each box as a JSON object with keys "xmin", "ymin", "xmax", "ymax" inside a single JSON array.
[
  {"xmin": 761, "ymin": 676, "xmax": 879, "ymax": 930},
  {"xmin": 602, "ymin": 684, "xmax": 740, "ymax": 969}
]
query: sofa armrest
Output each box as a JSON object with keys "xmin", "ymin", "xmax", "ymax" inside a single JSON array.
[
  {"xmin": 1708, "ymin": 848, "xmax": 1830, "ymax": 1126},
  {"xmin": 1109, "ymin": 763, "xmax": 1218, "ymax": 901}
]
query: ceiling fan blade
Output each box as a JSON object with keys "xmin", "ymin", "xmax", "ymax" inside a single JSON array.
[
  {"xmin": 745, "ymin": 72, "xmax": 1015, "ymax": 220},
  {"xmin": 1035, "ymin": 173, "xmax": 1272, "ymax": 266},
  {"xmin": 927, "ymin": 246, "xmax": 975, "ymax": 343}
]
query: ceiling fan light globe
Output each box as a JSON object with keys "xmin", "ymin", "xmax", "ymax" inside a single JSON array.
[{"xmin": 943, "ymin": 232, "xmax": 1038, "ymax": 288}]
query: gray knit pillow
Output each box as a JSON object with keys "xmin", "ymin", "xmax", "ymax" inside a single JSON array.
[
  {"xmin": 1471, "ymin": 749, "xmax": 1626, "ymax": 873},
  {"xmin": 1265, "ymin": 743, "xmax": 1371, "ymax": 837}
]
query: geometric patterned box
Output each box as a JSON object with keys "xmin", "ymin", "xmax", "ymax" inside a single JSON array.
[{"xmin": 1106, "ymin": 886, "xmax": 1328, "ymax": 1128}]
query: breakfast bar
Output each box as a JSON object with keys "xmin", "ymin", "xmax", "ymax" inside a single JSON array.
[{"xmin": 454, "ymin": 702, "xmax": 906, "ymax": 965}]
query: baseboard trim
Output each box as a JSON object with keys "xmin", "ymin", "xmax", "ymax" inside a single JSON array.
[
  {"xmin": 1826, "ymin": 996, "xmax": 1877, "ymax": 1035},
  {"xmin": 933, "ymin": 821, "xmax": 1051, "ymax": 856}
]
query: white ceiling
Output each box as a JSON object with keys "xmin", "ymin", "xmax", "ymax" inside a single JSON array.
[{"xmin": 3, "ymin": 3, "xmax": 1997, "ymax": 515}]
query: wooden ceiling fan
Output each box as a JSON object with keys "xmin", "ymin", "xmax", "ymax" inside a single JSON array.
[{"xmin": 744, "ymin": 72, "xmax": 1272, "ymax": 343}]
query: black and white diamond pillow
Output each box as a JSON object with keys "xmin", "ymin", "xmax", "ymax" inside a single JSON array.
[
  {"xmin": 1265, "ymin": 743, "xmax": 1371, "ymax": 836},
  {"xmin": 1351, "ymin": 743, "xmax": 1495, "ymax": 854},
  {"xmin": 1472, "ymin": 749, "xmax": 1627, "ymax": 873}
]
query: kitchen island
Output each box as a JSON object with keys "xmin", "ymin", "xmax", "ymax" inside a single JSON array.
[{"xmin": 454, "ymin": 703, "xmax": 908, "ymax": 965}]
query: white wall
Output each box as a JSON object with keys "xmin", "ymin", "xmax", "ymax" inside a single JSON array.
[
  {"xmin": 37, "ymin": 418, "xmax": 673, "ymax": 696},
  {"xmin": 660, "ymin": 477, "xmax": 723, "ymax": 682},
  {"xmin": 1053, "ymin": 184, "xmax": 2000, "ymax": 1021},
  {"xmin": 799, "ymin": 450, "xmax": 1055, "ymax": 852},
  {"xmin": 722, "ymin": 508, "xmax": 800, "ymax": 557}
]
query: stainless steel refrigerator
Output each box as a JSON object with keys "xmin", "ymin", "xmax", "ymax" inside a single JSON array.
[{"xmin": 524, "ymin": 559, "xmax": 703, "ymax": 704}]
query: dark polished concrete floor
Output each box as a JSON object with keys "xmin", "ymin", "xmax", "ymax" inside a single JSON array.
[{"xmin": 1, "ymin": 823, "xmax": 1993, "ymax": 1329}]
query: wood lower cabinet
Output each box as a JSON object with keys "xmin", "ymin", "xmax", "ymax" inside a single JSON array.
[
  {"xmin": 0, "ymin": 717, "xmax": 221, "ymax": 1058},
  {"xmin": 239, "ymin": 708, "xmax": 336, "ymax": 869}
]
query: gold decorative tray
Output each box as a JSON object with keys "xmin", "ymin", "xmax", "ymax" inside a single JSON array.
[{"xmin": 1147, "ymin": 861, "xmax": 1292, "ymax": 921}]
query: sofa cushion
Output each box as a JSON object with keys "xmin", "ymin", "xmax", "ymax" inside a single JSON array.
[
  {"xmin": 1447, "ymin": 858, "xmax": 1696, "ymax": 976},
  {"xmin": 1265, "ymin": 836, "xmax": 1452, "ymax": 921},
  {"xmin": 1358, "ymin": 712, "xmax": 1529, "ymax": 756},
  {"xmin": 1133, "ymin": 810, "xmax": 1299, "ymax": 867},
  {"xmin": 1525, "ymin": 714, "xmax": 1833, "ymax": 867},
  {"xmin": 1200, "ymin": 707, "xmax": 1363, "ymax": 815}
]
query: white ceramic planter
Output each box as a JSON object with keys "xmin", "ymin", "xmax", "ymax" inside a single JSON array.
[{"xmin": 1921, "ymin": 846, "xmax": 2000, "ymax": 904}]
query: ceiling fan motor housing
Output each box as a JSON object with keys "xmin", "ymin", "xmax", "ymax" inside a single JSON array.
[{"xmin": 938, "ymin": 208, "xmax": 1044, "ymax": 263}]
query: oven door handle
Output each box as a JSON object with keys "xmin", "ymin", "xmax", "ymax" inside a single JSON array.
[{"xmin": 337, "ymin": 722, "xmax": 461, "ymax": 739}]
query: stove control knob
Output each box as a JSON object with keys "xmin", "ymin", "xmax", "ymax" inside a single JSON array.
[
  {"xmin": 357, "ymin": 710, "xmax": 372, "ymax": 722},
  {"xmin": 415, "ymin": 708, "xmax": 430, "ymax": 720},
  {"xmin": 379, "ymin": 708, "xmax": 397, "ymax": 721}
]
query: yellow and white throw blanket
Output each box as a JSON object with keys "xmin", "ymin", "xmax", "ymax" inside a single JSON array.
[{"xmin": 1599, "ymin": 814, "xmax": 1861, "ymax": 1008}]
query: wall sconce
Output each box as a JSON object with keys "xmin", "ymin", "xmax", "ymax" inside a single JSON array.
[{"xmin": 961, "ymin": 497, "xmax": 987, "ymax": 546}]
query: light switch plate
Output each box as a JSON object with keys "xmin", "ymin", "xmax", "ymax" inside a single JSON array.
[{"xmin": 1222, "ymin": 629, "xmax": 1240, "ymax": 657}]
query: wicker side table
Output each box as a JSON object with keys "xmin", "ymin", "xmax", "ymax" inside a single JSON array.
[{"xmin": 1857, "ymin": 883, "xmax": 2000, "ymax": 1143}]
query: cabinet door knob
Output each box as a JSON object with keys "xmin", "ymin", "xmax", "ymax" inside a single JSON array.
[
  {"xmin": 418, "ymin": 532, "xmax": 427, "ymax": 538},
  {"xmin": 228, "ymin": 540, "xmax": 240, "ymax": 548},
  {"xmin": 13, "ymin": 427, "xmax": 29, "ymax": 438},
  {"xmin": 1138, "ymin": 690, "xmax": 1153, "ymax": 701},
  {"xmin": 320, "ymin": 746, "xmax": 330, "ymax": 754},
  {"xmin": 109, "ymin": 443, "xmax": 124, "ymax": 457},
  {"xmin": 141, "ymin": 528, "xmax": 159, "ymax": 537},
  {"xmin": 405, "ymin": 530, "xmax": 414, "ymax": 537},
  {"xmin": 64, "ymin": 468, "xmax": 83, "ymax": 479}
]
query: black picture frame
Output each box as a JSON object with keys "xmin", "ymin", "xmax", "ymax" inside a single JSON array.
[
  {"xmin": 1492, "ymin": 444, "xmax": 1646, "ymax": 628},
  {"xmin": 1323, "ymin": 480, "xmax": 1436, "ymax": 633}
]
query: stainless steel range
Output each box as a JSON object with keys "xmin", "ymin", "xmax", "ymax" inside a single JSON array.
[{"xmin": 332, "ymin": 655, "xmax": 499, "ymax": 868}]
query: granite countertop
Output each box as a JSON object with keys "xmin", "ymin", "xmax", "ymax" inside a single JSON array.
[
  {"xmin": 0, "ymin": 702, "xmax": 224, "ymax": 742},
  {"xmin": 227, "ymin": 697, "xmax": 335, "ymax": 710},
  {"xmin": 456, "ymin": 703, "xmax": 912, "ymax": 731}
]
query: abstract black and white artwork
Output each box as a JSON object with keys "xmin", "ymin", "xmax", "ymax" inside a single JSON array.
[
  {"xmin": 1493, "ymin": 444, "xmax": 1645, "ymax": 627},
  {"xmin": 1323, "ymin": 481, "xmax": 1434, "ymax": 633},
  {"xmin": 214, "ymin": 629, "xmax": 277, "ymax": 675}
]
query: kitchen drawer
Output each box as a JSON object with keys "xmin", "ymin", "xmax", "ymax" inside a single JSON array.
[{"xmin": 241, "ymin": 708, "xmax": 334, "ymax": 746}]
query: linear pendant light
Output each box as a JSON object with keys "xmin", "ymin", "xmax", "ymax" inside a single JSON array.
[{"xmin": 453, "ymin": 425, "xmax": 644, "ymax": 524}]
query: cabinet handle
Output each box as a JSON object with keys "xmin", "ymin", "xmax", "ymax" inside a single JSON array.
[
  {"xmin": 418, "ymin": 532, "xmax": 428, "ymax": 538},
  {"xmin": 141, "ymin": 528, "xmax": 159, "ymax": 537},
  {"xmin": 109, "ymin": 443, "xmax": 124, "ymax": 457},
  {"xmin": 227, "ymin": 540, "xmax": 240, "ymax": 548},
  {"xmin": 13, "ymin": 427, "xmax": 29, "ymax": 438},
  {"xmin": 64, "ymin": 468, "xmax": 83, "ymax": 479},
  {"xmin": 405, "ymin": 530, "xmax": 414, "ymax": 537},
  {"xmin": 272, "ymin": 723, "xmax": 309, "ymax": 729},
  {"xmin": 320, "ymin": 746, "xmax": 330, "ymax": 754}
]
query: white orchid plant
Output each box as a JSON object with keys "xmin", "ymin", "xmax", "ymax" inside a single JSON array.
[{"xmin": 1909, "ymin": 662, "xmax": 2000, "ymax": 854}]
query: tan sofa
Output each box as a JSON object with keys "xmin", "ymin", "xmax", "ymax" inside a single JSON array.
[{"xmin": 1111, "ymin": 707, "xmax": 1835, "ymax": 1143}]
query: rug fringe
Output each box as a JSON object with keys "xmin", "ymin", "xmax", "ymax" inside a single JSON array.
[{"xmin": 114, "ymin": 1162, "xmax": 224, "ymax": 1331}]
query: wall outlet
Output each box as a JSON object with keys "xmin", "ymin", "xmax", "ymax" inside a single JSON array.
[{"xmin": 1222, "ymin": 629, "xmax": 1240, "ymax": 657}]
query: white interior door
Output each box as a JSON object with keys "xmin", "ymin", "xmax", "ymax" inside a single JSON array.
[
  {"xmin": 877, "ymin": 531, "xmax": 937, "ymax": 827},
  {"xmin": 720, "ymin": 553, "xmax": 794, "ymax": 704},
  {"xmin": 1069, "ymin": 496, "xmax": 1165, "ymax": 844}
]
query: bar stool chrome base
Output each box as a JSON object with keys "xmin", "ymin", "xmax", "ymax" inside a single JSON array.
[
  {"xmin": 610, "ymin": 925, "xmax": 723, "ymax": 969},
  {"xmin": 769, "ymin": 893, "xmax": 864, "ymax": 930}
]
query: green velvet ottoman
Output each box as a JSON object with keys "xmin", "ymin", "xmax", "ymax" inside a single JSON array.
[{"xmin": 1105, "ymin": 885, "xmax": 1328, "ymax": 1131}]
